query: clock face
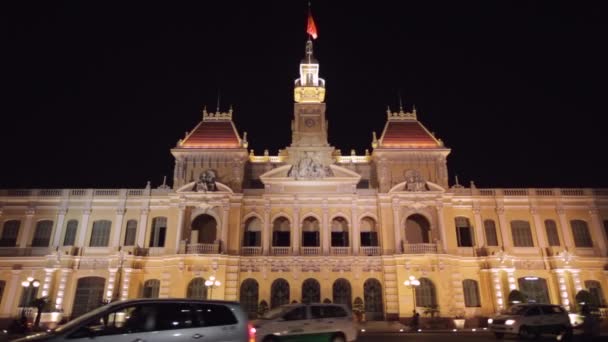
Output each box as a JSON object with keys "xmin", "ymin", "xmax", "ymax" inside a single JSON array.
[{"xmin": 305, "ymin": 118, "xmax": 316, "ymax": 128}]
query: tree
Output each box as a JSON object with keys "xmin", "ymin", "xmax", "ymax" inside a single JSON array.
[
  {"xmin": 507, "ymin": 290, "xmax": 527, "ymax": 306},
  {"xmin": 30, "ymin": 296, "xmax": 49, "ymax": 329}
]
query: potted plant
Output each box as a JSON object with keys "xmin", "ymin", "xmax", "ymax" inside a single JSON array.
[{"xmin": 450, "ymin": 308, "xmax": 466, "ymax": 329}]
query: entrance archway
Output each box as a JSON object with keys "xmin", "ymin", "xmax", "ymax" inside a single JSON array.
[
  {"xmin": 72, "ymin": 277, "xmax": 105, "ymax": 318},
  {"xmin": 191, "ymin": 214, "xmax": 217, "ymax": 244},
  {"xmin": 405, "ymin": 214, "xmax": 431, "ymax": 243}
]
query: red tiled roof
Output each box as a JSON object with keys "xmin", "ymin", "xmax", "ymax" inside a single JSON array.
[
  {"xmin": 379, "ymin": 121, "xmax": 439, "ymax": 148},
  {"xmin": 180, "ymin": 121, "xmax": 241, "ymax": 148}
]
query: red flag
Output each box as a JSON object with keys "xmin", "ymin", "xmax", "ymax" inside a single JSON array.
[{"xmin": 307, "ymin": 12, "xmax": 318, "ymax": 39}]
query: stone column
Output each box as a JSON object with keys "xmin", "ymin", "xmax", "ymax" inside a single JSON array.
[
  {"xmin": 435, "ymin": 204, "xmax": 448, "ymax": 253},
  {"xmin": 51, "ymin": 209, "xmax": 68, "ymax": 247},
  {"xmin": 110, "ymin": 208, "xmax": 125, "ymax": 249},
  {"xmin": 174, "ymin": 204, "xmax": 186, "ymax": 254},
  {"xmin": 106, "ymin": 268, "xmax": 118, "ymax": 302},
  {"xmin": 351, "ymin": 202, "xmax": 359, "ymax": 255},
  {"xmin": 392, "ymin": 199, "xmax": 401, "ymax": 254},
  {"xmin": 19, "ymin": 208, "xmax": 36, "ymax": 248},
  {"xmin": 588, "ymin": 208, "xmax": 607, "ymax": 256},
  {"xmin": 221, "ymin": 205, "xmax": 229, "ymax": 253},
  {"xmin": 553, "ymin": 269, "xmax": 571, "ymax": 311},
  {"xmin": 263, "ymin": 205, "xmax": 271, "ymax": 255},
  {"xmin": 491, "ymin": 269, "xmax": 505, "ymax": 312},
  {"xmin": 76, "ymin": 209, "xmax": 92, "ymax": 248},
  {"xmin": 120, "ymin": 268, "xmax": 132, "ymax": 300},
  {"xmin": 496, "ymin": 206, "xmax": 511, "ymax": 249},
  {"xmin": 322, "ymin": 205, "xmax": 329, "ymax": 255},
  {"xmin": 530, "ymin": 207, "xmax": 547, "ymax": 250},
  {"xmin": 41, "ymin": 268, "xmax": 56, "ymax": 298},
  {"xmin": 472, "ymin": 206, "xmax": 484, "ymax": 247},
  {"xmin": 0, "ymin": 270, "xmax": 21, "ymax": 317},
  {"xmin": 54, "ymin": 269, "xmax": 71, "ymax": 311},
  {"xmin": 292, "ymin": 206, "xmax": 300, "ymax": 255},
  {"xmin": 556, "ymin": 207, "xmax": 574, "ymax": 249},
  {"xmin": 136, "ymin": 208, "xmax": 149, "ymax": 248}
]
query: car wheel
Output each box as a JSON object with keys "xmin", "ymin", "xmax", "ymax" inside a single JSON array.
[
  {"xmin": 330, "ymin": 332, "xmax": 346, "ymax": 342},
  {"xmin": 494, "ymin": 332, "xmax": 505, "ymax": 339},
  {"xmin": 556, "ymin": 325, "xmax": 572, "ymax": 342},
  {"xmin": 518, "ymin": 326, "xmax": 539, "ymax": 340},
  {"xmin": 262, "ymin": 335, "xmax": 278, "ymax": 342}
]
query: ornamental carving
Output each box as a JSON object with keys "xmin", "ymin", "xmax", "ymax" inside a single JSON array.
[
  {"xmin": 193, "ymin": 169, "xmax": 218, "ymax": 192},
  {"xmin": 288, "ymin": 152, "xmax": 333, "ymax": 180},
  {"xmin": 404, "ymin": 170, "xmax": 428, "ymax": 192}
]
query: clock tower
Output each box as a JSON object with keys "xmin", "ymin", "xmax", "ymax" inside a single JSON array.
[{"xmin": 286, "ymin": 39, "xmax": 334, "ymax": 166}]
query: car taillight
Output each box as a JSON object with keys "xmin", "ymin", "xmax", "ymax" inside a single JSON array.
[{"xmin": 248, "ymin": 323, "xmax": 256, "ymax": 342}]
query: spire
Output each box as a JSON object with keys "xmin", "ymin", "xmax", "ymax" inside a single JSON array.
[{"xmin": 294, "ymin": 6, "xmax": 325, "ymax": 104}]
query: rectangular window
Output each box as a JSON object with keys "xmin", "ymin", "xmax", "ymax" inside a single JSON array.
[
  {"xmin": 0, "ymin": 220, "xmax": 20, "ymax": 247},
  {"xmin": 90, "ymin": 220, "xmax": 111, "ymax": 247},
  {"xmin": 455, "ymin": 217, "xmax": 473, "ymax": 247},
  {"xmin": 302, "ymin": 231, "xmax": 319, "ymax": 247},
  {"xmin": 63, "ymin": 220, "xmax": 78, "ymax": 246},
  {"xmin": 123, "ymin": 220, "xmax": 137, "ymax": 246},
  {"xmin": 360, "ymin": 232, "xmax": 378, "ymax": 246},
  {"xmin": 273, "ymin": 231, "xmax": 290, "ymax": 247},
  {"xmin": 31, "ymin": 220, "xmax": 53, "ymax": 247},
  {"xmin": 544, "ymin": 220, "xmax": 560, "ymax": 246},
  {"xmin": 484, "ymin": 220, "xmax": 499, "ymax": 246},
  {"xmin": 331, "ymin": 232, "xmax": 349, "ymax": 247},
  {"xmin": 511, "ymin": 220, "xmax": 534, "ymax": 247},
  {"xmin": 571, "ymin": 220, "xmax": 593, "ymax": 247}
]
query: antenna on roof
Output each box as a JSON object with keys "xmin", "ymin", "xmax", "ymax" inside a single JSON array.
[
  {"xmin": 216, "ymin": 89, "xmax": 221, "ymax": 113},
  {"xmin": 398, "ymin": 89, "xmax": 403, "ymax": 112}
]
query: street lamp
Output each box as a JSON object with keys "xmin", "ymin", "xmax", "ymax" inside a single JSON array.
[
  {"xmin": 204, "ymin": 276, "xmax": 221, "ymax": 299},
  {"xmin": 21, "ymin": 277, "xmax": 41, "ymax": 289},
  {"xmin": 403, "ymin": 275, "xmax": 420, "ymax": 314}
]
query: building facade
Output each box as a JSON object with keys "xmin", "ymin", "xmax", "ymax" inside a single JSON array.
[{"xmin": 1, "ymin": 38, "xmax": 608, "ymax": 324}]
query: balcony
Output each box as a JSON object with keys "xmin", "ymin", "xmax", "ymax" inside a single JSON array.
[
  {"xmin": 271, "ymin": 246, "xmax": 290, "ymax": 256},
  {"xmin": 134, "ymin": 247, "xmax": 166, "ymax": 256},
  {"xmin": 300, "ymin": 246, "xmax": 321, "ymax": 255},
  {"xmin": 81, "ymin": 246, "xmax": 117, "ymax": 256},
  {"xmin": 360, "ymin": 246, "xmax": 381, "ymax": 256},
  {"xmin": 241, "ymin": 246, "xmax": 262, "ymax": 256},
  {"xmin": 330, "ymin": 247, "xmax": 350, "ymax": 256},
  {"xmin": 0, "ymin": 247, "xmax": 52, "ymax": 257},
  {"xmin": 403, "ymin": 243, "xmax": 438, "ymax": 254},
  {"xmin": 184, "ymin": 243, "xmax": 219, "ymax": 254}
]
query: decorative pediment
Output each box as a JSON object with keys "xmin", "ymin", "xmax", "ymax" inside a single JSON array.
[
  {"xmin": 176, "ymin": 181, "xmax": 233, "ymax": 194},
  {"xmin": 388, "ymin": 180, "xmax": 445, "ymax": 193},
  {"xmin": 259, "ymin": 164, "xmax": 361, "ymax": 194}
]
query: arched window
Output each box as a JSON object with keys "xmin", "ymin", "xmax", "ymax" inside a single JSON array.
[
  {"xmin": 332, "ymin": 278, "xmax": 352, "ymax": 308},
  {"xmin": 463, "ymin": 279, "xmax": 481, "ymax": 307},
  {"xmin": 484, "ymin": 219, "xmax": 499, "ymax": 246},
  {"xmin": 90, "ymin": 220, "xmax": 111, "ymax": 247},
  {"xmin": 518, "ymin": 277, "xmax": 549, "ymax": 304},
  {"xmin": 19, "ymin": 280, "xmax": 39, "ymax": 307},
  {"xmin": 240, "ymin": 279, "xmax": 259, "ymax": 318},
  {"xmin": 63, "ymin": 220, "xmax": 78, "ymax": 246},
  {"xmin": 272, "ymin": 217, "xmax": 291, "ymax": 247},
  {"xmin": 331, "ymin": 217, "xmax": 349, "ymax": 247},
  {"xmin": 150, "ymin": 217, "xmax": 167, "ymax": 247},
  {"xmin": 585, "ymin": 280, "xmax": 606, "ymax": 308},
  {"xmin": 31, "ymin": 220, "xmax": 53, "ymax": 247},
  {"xmin": 123, "ymin": 219, "xmax": 137, "ymax": 246},
  {"xmin": 191, "ymin": 215, "xmax": 217, "ymax": 244},
  {"xmin": 511, "ymin": 220, "xmax": 534, "ymax": 247},
  {"xmin": 0, "ymin": 220, "xmax": 20, "ymax": 247},
  {"xmin": 360, "ymin": 217, "xmax": 378, "ymax": 247},
  {"xmin": 363, "ymin": 278, "xmax": 384, "ymax": 321},
  {"xmin": 72, "ymin": 277, "xmax": 105, "ymax": 317},
  {"xmin": 270, "ymin": 278, "xmax": 290, "ymax": 308},
  {"xmin": 544, "ymin": 219, "xmax": 560, "ymax": 246},
  {"xmin": 415, "ymin": 278, "xmax": 437, "ymax": 307},
  {"xmin": 301, "ymin": 278, "xmax": 320, "ymax": 304},
  {"xmin": 455, "ymin": 217, "xmax": 473, "ymax": 247},
  {"xmin": 187, "ymin": 277, "xmax": 208, "ymax": 299},
  {"xmin": 142, "ymin": 279, "xmax": 160, "ymax": 298},
  {"xmin": 243, "ymin": 217, "xmax": 262, "ymax": 247},
  {"xmin": 301, "ymin": 217, "xmax": 320, "ymax": 247},
  {"xmin": 571, "ymin": 220, "xmax": 592, "ymax": 247},
  {"xmin": 405, "ymin": 214, "xmax": 430, "ymax": 244}
]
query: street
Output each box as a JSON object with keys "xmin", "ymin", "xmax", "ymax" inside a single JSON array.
[{"xmin": 356, "ymin": 331, "xmax": 605, "ymax": 342}]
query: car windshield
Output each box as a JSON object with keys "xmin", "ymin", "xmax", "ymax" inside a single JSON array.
[
  {"xmin": 54, "ymin": 302, "xmax": 118, "ymax": 333},
  {"xmin": 504, "ymin": 305, "xmax": 529, "ymax": 315},
  {"xmin": 260, "ymin": 306, "xmax": 294, "ymax": 320}
]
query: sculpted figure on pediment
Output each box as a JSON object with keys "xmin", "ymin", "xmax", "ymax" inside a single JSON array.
[
  {"xmin": 404, "ymin": 169, "xmax": 428, "ymax": 192},
  {"xmin": 193, "ymin": 169, "xmax": 217, "ymax": 192},
  {"xmin": 288, "ymin": 151, "xmax": 333, "ymax": 180}
]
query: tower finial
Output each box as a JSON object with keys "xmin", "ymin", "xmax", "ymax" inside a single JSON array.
[
  {"xmin": 216, "ymin": 89, "xmax": 221, "ymax": 113},
  {"xmin": 398, "ymin": 90, "xmax": 403, "ymax": 112}
]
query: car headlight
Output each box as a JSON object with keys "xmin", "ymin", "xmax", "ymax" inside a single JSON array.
[
  {"xmin": 505, "ymin": 319, "xmax": 516, "ymax": 325},
  {"xmin": 487, "ymin": 318, "xmax": 493, "ymax": 324}
]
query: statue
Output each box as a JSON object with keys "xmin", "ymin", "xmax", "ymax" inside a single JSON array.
[
  {"xmin": 288, "ymin": 151, "xmax": 333, "ymax": 180},
  {"xmin": 194, "ymin": 170, "xmax": 217, "ymax": 192},
  {"xmin": 404, "ymin": 170, "xmax": 428, "ymax": 191}
]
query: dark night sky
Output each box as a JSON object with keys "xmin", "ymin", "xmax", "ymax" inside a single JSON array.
[{"xmin": 2, "ymin": 1, "xmax": 607, "ymax": 189}]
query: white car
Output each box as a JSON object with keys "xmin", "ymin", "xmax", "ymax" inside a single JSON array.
[
  {"xmin": 12, "ymin": 298, "xmax": 251, "ymax": 342},
  {"xmin": 252, "ymin": 303, "xmax": 358, "ymax": 342},
  {"xmin": 488, "ymin": 303, "xmax": 572, "ymax": 339}
]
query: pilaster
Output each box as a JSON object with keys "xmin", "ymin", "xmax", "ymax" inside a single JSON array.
[
  {"xmin": 18, "ymin": 208, "xmax": 35, "ymax": 248},
  {"xmin": 292, "ymin": 206, "xmax": 300, "ymax": 255},
  {"xmin": 110, "ymin": 208, "xmax": 125, "ymax": 248},
  {"xmin": 76, "ymin": 208, "xmax": 92, "ymax": 247},
  {"xmin": 51, "ymin": 208, "xmax": 68, "ymax": 247},
  {"xmin": 174, "ymin": 204, "xmax": 186, "ymax": 253},
  {"xmin": 136, "ymin": 208, "xmax": 149, "ymax": 247}
]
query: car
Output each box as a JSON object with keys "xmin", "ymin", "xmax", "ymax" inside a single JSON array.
[
  {"xmin": 252, "ymin": 303, "xmax": 358, "ymax": 342},
  {"xmin": 11, "ymin": 298, "xmax": 251, "ymax": 342},
  {"xmin": 487, "ymin": 303, "xmax": 572, "ymax": 340}
]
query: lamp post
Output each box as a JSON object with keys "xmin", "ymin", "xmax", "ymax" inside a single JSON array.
[
  {"xmin": 204, "ymin": 276, "xmax": 221, "ymax": 299},
  {"xmin": 403, "ymin": 275, "xmax": 420, "ymax": 314},
  {"xmin": 21, "ymin": 277, "xmax": 42, "ymax": 329}
]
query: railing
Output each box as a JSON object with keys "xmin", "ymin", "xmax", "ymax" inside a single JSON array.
[
  {"xmin": 70, "ymin": 189, "xmax": 88, "ymax": 196},
  {"xmin": 479, "ymin": 189, "xmax": 496, "ymax": 196},
  {"xmin": 135, "ymin": 247, "xmax": 166, "ymax": 256},
  {"xmin": 301, "ymin": 246, "xmax": 321, "ymax": 256},
  {"xmin": 456, "ymin": 247, "xmax": 475, "ymax": 256},
  {"xmin": 271, "ymin": 246, "xmax": 290, "ymax": 256},
  {"xmin": 81, "ymin": 246, "xmax": 117, "ymax": 256},
  {"xmin": 241, "ymin": 246, "xmax": 262, "ymax": 256},
  {"xmin": 0, "ymin": 247, "xmax": 52, "ymax": 257},
  {"xmin": 94, "ymin": 189, "xmax": 120, "ymax": 196},
  {"xmin": 359, "ymin": 246, "xmax": 381, "ymax": 256},
  {"xmin": 330, "ymin": 247, "xmax": 350, "ymax": 256},
  {"xmin": 503, "ymin": 189, "xmax": 528, "ymax": 196},
  {"xmin": 534, "ymin": 189, "xmax": 554, "ymax": 196},
  {"xmin": 185, "ymin": 243, "xmax": 219, "ymax": 254},
  {"xmin": 403, "ymin": 243, "xmax": 438, "ymax": 254},
  {"xmin": 560, "ymin": 188, "xmax": 585, "ymax": 196}
]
